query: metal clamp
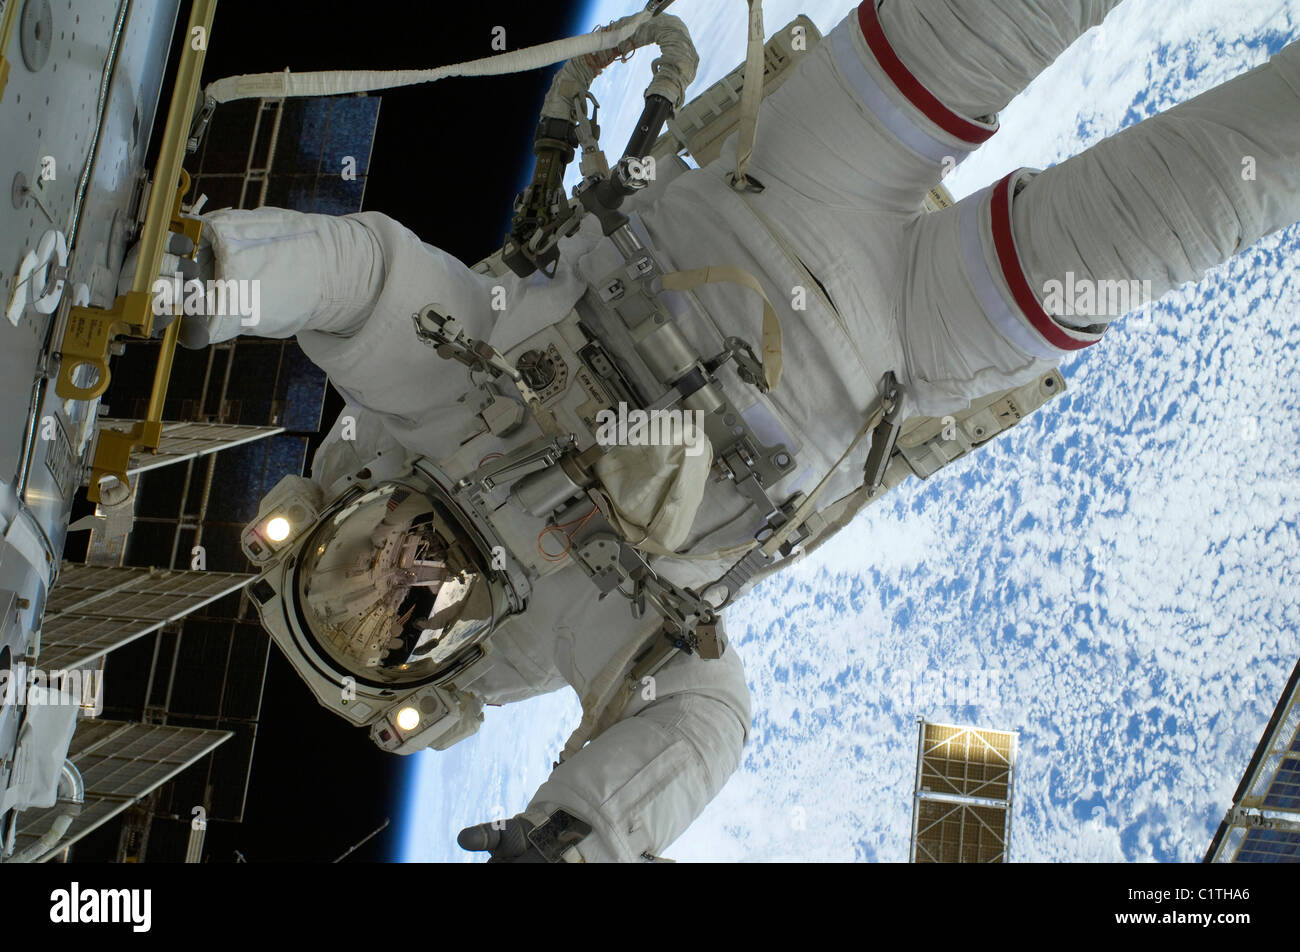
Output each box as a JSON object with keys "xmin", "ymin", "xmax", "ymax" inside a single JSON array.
[
  {"xmin": 706, "ymin": 336, "xmax": 770, "ymax": 393},
  {"xmin": 862, "ymin": 371, "xmax": 904, "ymax": 494},
  {"xmin": 640, "ymin": 571, "xmax": 725, "ymax": 659},
  {"xmin": 726, "ymin": 171, "xmax": 765, "ymax": 194},
  {"xmin": 55, "ymin": 0, "xmax": 215, "ymax": 403},
  {"xmin": 572, "ymin": 530, "xmax": 725, "ymax": 657},
  {"xmin": 58, "ymin": 167, "xmax": 204, "ymax": 404},
  {"xmin": 187, "ymin": 95, "xmax": 218, "ymax": 154},
  {"xmin": 413, "ymin": 305, "xmax": 519, "ymax": 381},
  {"xmin": 456, "ymin": 433, "xmax": 576, "ymax": 496}
]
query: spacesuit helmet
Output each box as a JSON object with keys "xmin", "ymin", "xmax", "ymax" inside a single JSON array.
[{"xmin": 288, "ymin": 481, "xmax": 496, "ymax": 687}]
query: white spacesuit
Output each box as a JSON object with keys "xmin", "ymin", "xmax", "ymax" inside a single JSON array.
[{"xmin": 190, "ymin": 0, "xmax": 1300, "ymax": 860}]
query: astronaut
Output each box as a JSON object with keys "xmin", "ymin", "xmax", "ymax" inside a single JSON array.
[{"xmin": 176, "ymin": 0, "xmax": 1300, "ymax": 861}]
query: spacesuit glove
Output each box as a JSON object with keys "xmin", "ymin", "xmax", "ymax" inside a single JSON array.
[
  {"xmin": 457, "ymin": 809, "xmax": 593, "ymax": 863},
  {"xmin": 457, "ymin": 815, "xmax": 547, "ymax": 863},
  {"xmin": 116, "ymin": 229, "xmax": 216, "ymax": 350}
]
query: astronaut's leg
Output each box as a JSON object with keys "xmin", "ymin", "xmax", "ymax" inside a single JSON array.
[
  {"xmin": 897, "ymin": 40, "xmax": 1300, "ymax": 418},
  {"xmin": 874, "ymin": 0, "xmax": 1122, "ymax": 122},
  {"xmin": 1011, "ymin": 40, "xmax": 1300, "ymax": 330},
  {"xmin": 740, "ymin": 0, "xmax": 1120, "ymax": 212}
]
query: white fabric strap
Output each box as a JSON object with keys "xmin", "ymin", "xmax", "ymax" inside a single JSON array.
[
  {"xmin": 731, "ymin": 0, "xmax": 766, "ymax": 189},
  {"xmin": 759, "ymin": 390, "xmax": 890, "ymax": 559},
  {"xmin": 205, "ymin": 11, "xmax": 651, "ymax": 104},
  {"xmin": 660, "ymin": 265, "xmax": 783, "ymax": 390}
]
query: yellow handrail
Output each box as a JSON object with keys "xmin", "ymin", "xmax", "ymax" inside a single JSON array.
[
  {"xmin": 66, "ymin": 0, "xmax": 220, "ymax": 500},
  {"xmin": 0, "ymin": 0, "xmax": 23, "ymax": 101}
]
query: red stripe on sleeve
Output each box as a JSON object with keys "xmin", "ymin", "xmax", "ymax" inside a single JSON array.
[
  {"xmin": 857, "ymin": 1, "xmax": 996, "ymax": 146},
  {"xmin": 989, "ymin": 174, "xmax": 1095, "ymax": 352}
]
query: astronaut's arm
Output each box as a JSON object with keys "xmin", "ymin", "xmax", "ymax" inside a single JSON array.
[
  {"xmin": 874, "ymin": 0, "xmax": 1123, "ymax": 122},
  {"xmin": 189, "ymin": 206, "xmax": 512, "ymax": 423},
  {"xmin": 1011, "ymin": 39, "xmax": 1300, "ymax": 327},
  {"xmin": 462, "ymin": 646, "xmax": 751, "ymax": 863},
  {"xmin": 527, "ymin": 692, "xmax": 745, "ymax": 862},
  {"xmin": 896, "ymin": 37, "xmax": 1300, "ymax": 415},
  {"xmin": 198, "ymin": 206, "xmax": 388, "ymax": 342}
]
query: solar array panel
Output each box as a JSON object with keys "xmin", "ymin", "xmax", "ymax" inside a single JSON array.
[
  {"xmin": 39, "ymin": 564, "xmax": 252, "ymax": 672},
  {"xmin": 917, "ymin": 722, "xmax": 1014, "ymax": 801},
  {"xmin": 913, "ymin": 800, "xmax": 1009, "ymax": 864},
  {"xmin": 1263, "ymin": 750, "xmax": 1300, "ymax": 811},
  {"xmin": 11, "ymin": 721, "xmax": 231, "ymax": 861},
  {"xmin": 911, "ymin": 722, "xmax": 1017, "ymax": 863},
  {"xmin": 94, "ymin": 420, "xmax": 285, "ymax": 475},
  {"xmin": 1235, "ymin": 828, "xmax": 1300, "ymax": 863},
  {"xmin": 189, "ymin": 96, "xmax": 380, "ymax": 215},
  {"xmin": 27, "ymin": 90, "xmax": 379, "ymax": 857},
  {"xmin": 1206, "ymin": 658, "xmax": 1300, "ymax": 862}
]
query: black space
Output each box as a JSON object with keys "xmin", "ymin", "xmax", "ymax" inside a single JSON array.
[
  {"xmin": 67, "ymin": 0, "xmax": 588, "ymax": 864},
  {"xmin": 204, "ymin": 0, "xmax": 589, "ymax": 863},
  {"xmin": 196, "ymin": 0, "xmax": 591, "ymax": 250}
]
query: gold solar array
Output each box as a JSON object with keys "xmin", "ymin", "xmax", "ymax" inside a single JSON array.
[
  {"xmin": 920, "ymin": 723, "xmax": 1014, "ymax": 800},
  {"xmin": 911, "ymin": 722, "xmax": 1017, "ymax": 863},
  {"xmin": 913, "ymin": 801, "xmax": 1009, "ymax": 863}
]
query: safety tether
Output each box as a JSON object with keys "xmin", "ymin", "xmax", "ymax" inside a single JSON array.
[{"xmin": 203, "ymin": 10, "xmax": 653, "ymax": 104}]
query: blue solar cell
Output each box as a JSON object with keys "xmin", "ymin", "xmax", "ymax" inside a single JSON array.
[
  {"xmin": 1289, "ymin": 732, "xmax": 1300, "ymax": 753},
  {"xmin": 195, "ymin": 96, "xmax": 379, "ymax": 217},
  {"xmin": 320, "ymin": 97, "xmax": 381, "ymax": 177},
  {"xmin": 205, "ymin": 436, "xmax": 307, "ymax": 523},
  {"xmin": 308, "ymin": 175, "xmax": 368, "ymax": 215},
  {"xmin": 288, "ymin": 99, "xmax": 332, "ymax": 175},
  {"xmin": 1264, "ymin": 757, "xmax": 1300, "ymax": 811},
  {"xmin": 277, "ymin": 343, "xmax": 328, "ymax": 432},
  {"xmin": 264, "ymin": 434, "xmax": 310, "ymax": 485},
  {"xmin": 1238, "ymin": 828, "xmax": 1300, "ymax": 862},
  {"xmin": 278, "ymin": 99, "xmax": 328, "ymax": 174}
]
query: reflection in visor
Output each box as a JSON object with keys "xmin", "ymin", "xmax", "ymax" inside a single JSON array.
[{"xmin": 296, "ymin": 484, "xmax": 493, "ymax": 685}]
